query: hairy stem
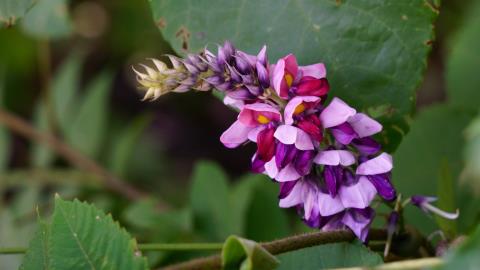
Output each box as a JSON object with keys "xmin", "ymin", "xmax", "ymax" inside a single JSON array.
[
  {"xmin": 0, "ymin": 108, "xmax": 169, "ymax": 210},
  {"xmin": 161, "ymin": 229, "xmax": 387, "ymax": 270}
]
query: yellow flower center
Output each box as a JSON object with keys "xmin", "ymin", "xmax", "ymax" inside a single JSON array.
[
  {"xmin": 284, "ymin": 73, "xmax": 294, "ymax": 87},
  {"xmin": 257, "ymin": 114, "xmax": 270, "ymax": 124},
  {"xmin": 294, "ymin": 103, "xmax": 306, "ymax": 115}
]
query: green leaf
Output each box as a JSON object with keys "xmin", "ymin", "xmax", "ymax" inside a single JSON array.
[
  {"xmin": 243, "ymin": 178, "xmax": 289, "ymax": 241},
  {"xmin": 108, "ymin": 114, "xmax": 153, "ymax": 177},
  {"xmin": 21, "ymin": 0, "xmax": 71, "ymax": 39},
  {"xmin": 0, "ymin": 0, "xmax": 35, "ymax": 28},
  {"xmin": 190, "ymin": 161, "xmax": 232, "ymax": 240},
  {"xmin": 65, "ymin": 71, "xmax": 112, "ymax": 158},
  {"xmin": 31, "ymin": 53, "xmax": 83, "ymax": 167},
  {"xmin": 222, "ymin": 235, "xmax": 279, "ymax": 270},
  {"xmin": 231, "ymin": 174, "xmax": 289, "ymax": 241},
  {"xmin": 446, "ymin": 0, "xmax": 480, "ymax": 111},
  {"xmin": 20, "ymin": 195, "xmax": 149, "ymax": 270},
  {"xmin": 0, "ymin": 68, "xmax": 9, "ymax": 171},
  {"xmin": 463, "ymin": 114, "xmax": 480, "ymax": 195},
  {"xmin": 393, "ymin": 104, "xmax": 475, "ymax": 234},
  {"xmin": 20, "ymin": 218, "xmax": 50, "ymax": 270},
  {"xmin": 150, "ymin": 0, "xmax": 438, "ymax": 150},
  {"xmin": 276, "ymin": 242, "xmax": 382, "ymax": 269},
  {"xmin": 436, "ymin": 160, "xmax": 458, "ymax": 238},
  {"xmin": 439, "ymin": 224, "xmax": 480, "ymax": 270}
]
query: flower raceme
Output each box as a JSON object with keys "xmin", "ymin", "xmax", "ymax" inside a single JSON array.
[{"xmin": 134, "ymin": 41, "xmax": 451, "ymax": 242}]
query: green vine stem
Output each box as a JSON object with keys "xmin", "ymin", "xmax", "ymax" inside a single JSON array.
[
  {"xmin": 161, "ymin": 229, "xmax": 387, "ymax": 270},
  {"xmin": 138, "ymin": 243, "xmax": 224, "ymax": 251}
]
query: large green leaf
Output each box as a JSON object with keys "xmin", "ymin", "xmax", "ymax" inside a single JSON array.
[
  {"xmin": 222, "ymin": 235, "xmax": 279, "ymax": 270},
  {"xmin": 276, "ymin": 242, "xmax": 382, "ymax": 269},
  {"xmin": 65, "ymin": 72, "xmax": 112, "ymax": 158},
  {"xmin": 20, "ymin": 196, "xmax": 149, "ymax": 270},
  {"xmin": 190, "ymin": 161, "xmax": 233, "ymax": 240},
  {"xmin": 393, "ymin": 104, "xmax": 476, "ymax": 234},
  {"xmin": 150, "ymin": 0, "xmax": 438, "ymax": 150},
  {"xmin": 20, "ymin": 0, "xmax": 71, "ymax": 39},
  {"xmin": 0, "ymin": 0, "xmax": 34, "ymax": 28},
  {"xmin": 446, "ymin": 0, "xmax": 480, "ymax": 111}
]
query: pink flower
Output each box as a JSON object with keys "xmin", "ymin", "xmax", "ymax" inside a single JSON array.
[
  {"xmin": 220, "ymin": 103, "xmax": 281, "ymax": 148},
  {"xmin": 271, "ymin": 54, "xmax": 329, "ymax": 100}
]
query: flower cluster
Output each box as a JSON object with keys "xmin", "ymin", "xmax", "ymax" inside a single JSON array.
[{"xmin": 134, "ymin": 41, "xmax": 396, "ymax": 242}]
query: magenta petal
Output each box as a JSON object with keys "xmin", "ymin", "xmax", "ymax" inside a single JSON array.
[
  {"xmin": 299, "ymin": 63, "xmax": 326, "ymax": 79},
  {"xmin": 283, "ymin": 54, "xmax": 298, "ymax": 78},
  {"xmin": 320, "ymin": 97, "xmax": 357, "ymax": 128},
  {"xmin": 220, "ymin": 120, "xmax": 252, "ymax": 148},
  {"xmin": 352, "ymin": 137, "xmax": 381, "ymax": 155},
  {"xmin": 348, "ymin": 113, "xmax": 383, "ymax": 138},
  {"xmin": 356, "ymin": 153, "xmax": 393, "ymax": 175},
  {"xmin": 239, "ymin": 103, "xmax": 281, "ymax": 126},
  {"xmin": 323, "ymin": 166, "xmax": 339, "ymax": 197},
  {"xmin": 317, "ymin": 191, "xmax": 345, "ymax": 216},
  {"xmin": 284, "ymin": 96, "xmax": 320, "ymax": 125},
  {"xmin": 339, "ymin": 177, "xmax": 377, "ymax": 209},
  {"xmin": 314, "ymin": 150, "xmax": 355, "ymax": 166}
]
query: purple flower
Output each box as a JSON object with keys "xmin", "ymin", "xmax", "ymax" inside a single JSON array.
[
  {"xmin": 356, "ymin": 153, "xmax": 396, "ymax": 201},
  {"xmin": 410, "ymin": 195, "xmax": 459, "ymax": 220},
  {"xmin": 320, "ymin": 97, "xmax": 382, "ymax": 145}
]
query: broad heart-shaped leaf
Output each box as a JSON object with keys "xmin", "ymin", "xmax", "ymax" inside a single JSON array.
[
  {"xmin": 65, "ymin": 71, "xmax": 112, "ymax": 159},
  {"xmin": 222, "ymin": 236, "xmax": 279, "ymax": 270},
  {"xmin": 0, "ymin": 0, "xmax": 34, "ymax": 28},
  {"xmin": 446, "ymin": 0, "xmax": 480, "ymax": 111},
  {"xmin": 20, "ymin": 0, "xmax": 71, "ymax": 39},
  {"xmin": 276, "ymin": 242, "xmax": 382, "ymax": 269},
  {"xmin": 393, "ymin": 104, "xmax": 478, "ymax": 234},
  {"xmin": 150, "ymin": 0, "xmax": 438, "ymax": 151},
  {"xmin": 20, "ymin": 196, "xmax": 149, "ymax": 270}
]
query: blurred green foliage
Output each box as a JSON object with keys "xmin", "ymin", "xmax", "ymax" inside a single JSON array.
[{"xmin": 1, "ymin": 0, "xmax": 480, "ymax": 269}]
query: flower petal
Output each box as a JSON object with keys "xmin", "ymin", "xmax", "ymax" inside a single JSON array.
[
  {"xmin": 348, "ymin": 113, "xmax": 383, "ymax": 138},
  {"xmin": 220, "ymin": 120, "xmax": 252, "ymax": 148},
  {"xmin": 299, "ymin": 63, "xmax": 326, "ymax": 79},
  {"xmin": 356, "ymin": 153, "xmax": 393, "ymax": 175},
  {"xmin": 284, "ymin": 96, "xmax": 320, "ymax": 125},
  {"xmin": 320, "ymin": 97, "xmax": 357, "ymax": 128},
  {"xmin": 339, "ymin": 177, "xmax": 377, "ymax": 209},
  {"xmin": 342, "ymin": 208, "xmax": 375, "ymax": 242},
  {"xmin": 295, "ymin": 128, "xmax": 315, "ymax": 150},
  {"xmin": 274, "ymin": 125, "xmax": 297, "ymax": 145},
  {"xmin": 276, "ymin": 163, "xmax": 302, "ymax": 182},
  {"xmin": 279, "ymin": 180, "xmax": 304, "ymax": 208},
  {"xmin": 317, "ymin": 192, "xmax": 345, "ymax": 216},
  {"xmin": 314, "ymin": 150, "xmax": 355, "ymax": 166},
  {"xmin": 264, "ymin": 157, "xmax": 278, "ymax": 179}
]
